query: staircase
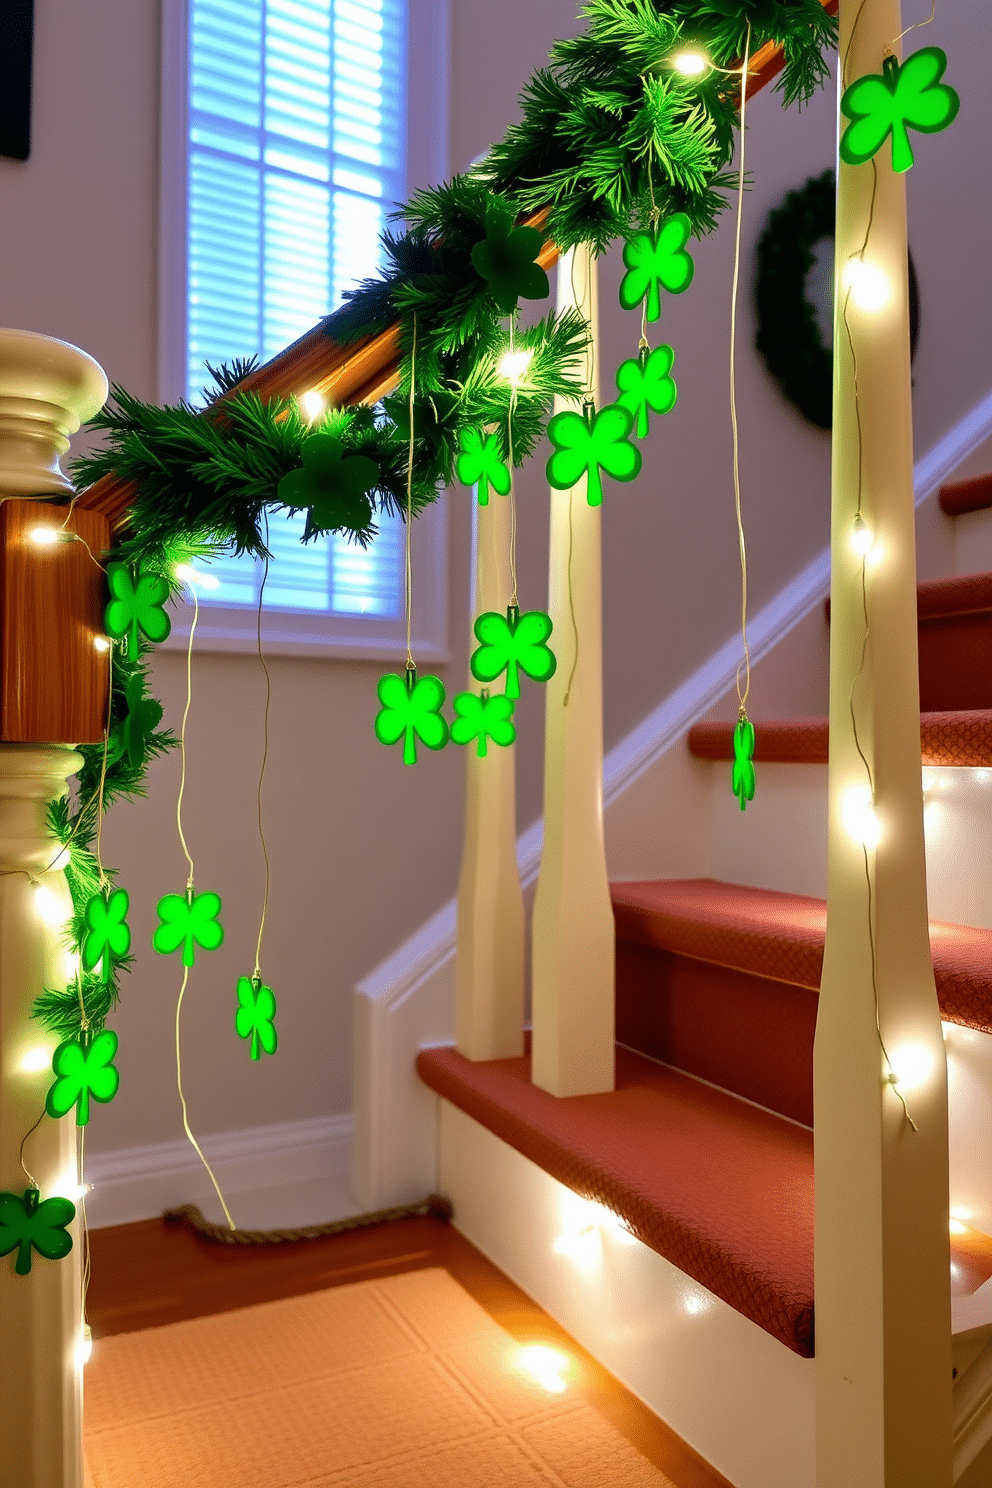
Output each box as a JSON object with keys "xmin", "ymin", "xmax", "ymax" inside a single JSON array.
[{"xmin": 417, "ymin": 479, "xmax": 992, "ymax": 1487}]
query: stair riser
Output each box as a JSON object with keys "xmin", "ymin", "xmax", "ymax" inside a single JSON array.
[
  {"xmin": 919, "ymin": 613, "xmax": 992, "ymax": 711},
  {"xmin": 616, "ymin": 941, "xmax": 816, "ymax": 1126},
  {"xmin": 708, "ymin": 762, "xmax": 992, "ymax": 931}
]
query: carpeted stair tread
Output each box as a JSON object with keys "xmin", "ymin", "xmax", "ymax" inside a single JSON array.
[
  {"xmin": 418, "ymin": 1041, "xmax": 816, "ymax": 1357},
  {"xmin": 940, "ymin": 472, "xmax": 992, "ymax": 518},
  {"xmin": 610, "ymin": 878, "xmax": 992, "ymax": 1035},
  {"xmin": 688, "ymin": 710, "xmax": 992, "ymax": 766}
]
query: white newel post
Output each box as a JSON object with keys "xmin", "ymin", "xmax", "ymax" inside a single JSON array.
[
  {"xmin": 531, "ymin": 244, "xmax": 615, "ymax": 1097},
  {"xmin": 814, "ymin": 4, "xmax": 953, "ymax": 1485},
  {"xmin": 0, "ymin": 747, "xmax": 86, "ymax": 1488},
  {"xmin": 455, "ymin": 493, "xmax": 525, "ymax": 1060}
]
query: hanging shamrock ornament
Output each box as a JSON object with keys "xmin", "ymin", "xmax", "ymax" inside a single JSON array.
[
  {"xmin": 235, "ymin": 976, "xmax": 278, "ymax": 1061},
  {"xmin": 374, "ymin": 666, "xmax": 449, "ymax": 765},
  {"xmin": 470, "ymin": 606, "xmax": 556, "ymax": 701},
  {"xmin": 450, "ymin": 689, "xmax": 517, "ymax": 757},
  {"xmin": 80, "ymin": 886, "xmax": 131, "ymax": 985},
  {"xmin": 153, "ymin": 888, "xmax": 225, "ymax": 967},
  {"xmin": 106, "ymin": 674, "xmax": 164, "ymax": 770},
  {"xmin": 840, "ymin": 47, "xmax": 959, "ymax": 174},
  {"xmin": 619, "ymin": 213, "xmax": 695, "ymax": 322},
  {"xmin": 616, "ymin": 344, "xmax": 678, "ymax": 439},
  {"xmin": 277, "ymin": 433, "xmax": 380, "ymax": 532},
  {"xmin": 732, "ymin": 714, "xmax": 756, "ymax": 812},
  {"xmin": 0, "ymin": 1189, "xmax": 76, "ymax": 1276},
  {"xmin": 45, "ymin": 1028, "xmax": 121, "ymax": 1126},
  {"xmin": 456, "ymin": 427, "xmax": 512, "ymax": 507},
  {"xmin": 546, "ymin": 401, "xmax": 642, "ymax": 507},
  {"xmin": 470, "ymin": 201, "xmax": 550, "ymax": 315},
  {"xmin": 104, "ymin": 563, "xmax": 172, "ymax": 658}
]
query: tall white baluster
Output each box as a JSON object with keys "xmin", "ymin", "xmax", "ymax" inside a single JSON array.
[
  {"xmin": 455, "ymin": 492, "xmax": 525, "ymax": 1060},
  {"xmin": 531, "ymin": 245, "xmax": 615, "ymax": 1097},
  {"xmin": 815, "ymin": 2, "xmax": 952, "ymax": 1483}
]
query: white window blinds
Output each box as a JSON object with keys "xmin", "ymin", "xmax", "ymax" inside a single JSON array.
[{"xmin": 185, "ymin": 0, "xmax": 406, "ymax": 617}]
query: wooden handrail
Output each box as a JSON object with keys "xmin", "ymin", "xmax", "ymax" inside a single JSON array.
[{"xmin": 76, "ymin": 1, "xmax": 838, "ymax": 533}]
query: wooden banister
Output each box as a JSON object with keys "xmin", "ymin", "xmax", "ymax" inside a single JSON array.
[{"xmin": 74, "ymin": 0, "xmax": 837, "ymax": 535}]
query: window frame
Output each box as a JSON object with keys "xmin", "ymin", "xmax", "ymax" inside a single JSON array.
[{"xmin": 157, "ymin": 0, "xmax": 452, "ymax": 662}]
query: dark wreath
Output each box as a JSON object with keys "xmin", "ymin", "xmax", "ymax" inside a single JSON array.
[{"xmin": 754, "ymin": 169, "xmax": 919, "ymax": 430}]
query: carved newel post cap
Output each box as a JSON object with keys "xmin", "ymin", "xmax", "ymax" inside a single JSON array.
[{"xmin": 0, "ymin": 328, "xmax": 109, "ymax": 499}]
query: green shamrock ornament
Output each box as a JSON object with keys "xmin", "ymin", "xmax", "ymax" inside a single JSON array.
[
  {"xmin": 732, "ymin": 716, "xmax": 756, "ymax": 812},
  {"xmin": 619, "ymin": 214, "xmax": 695, "ymax": 322},
  {"xmin": 616, "ymin": 345, "xmax": 678, "ymax": 439},
  {"xmin": 153, "ymin": 889, "xmax": 225, "ymax": 967},
  {"xmin": 235, "ymin": 976, "xmax": 278, "ymax": 1061},
  {"xmin": 104, "ymin": 563, "xmax": 172, "ymax": 658},
  {"xmin": 546, "ymin": 402, "xmax": 642, "ymax": 507},
  {"xmin": 470, "ymin": 606, "xmax": 556, "ymax": 701},
  {"xmin": 450, "ymin": 689, "xmax": 517, "ymax": 757},
  {"xmin": 470, "ymin": 203, "xmax": 550, "ymax": 315},
  {"xmin": 81, "ymin": 887, "xmax": 131, "ymax": 985},
  {"xmin": 456, "ymin": 427, "xmax": 512, "ymax": 507},
  {"xmin": 374, "ymin": 667, "xmax": 449, "ymax": 766},
  {"xmin": 277, "ymin": 434, "xmax": 380, "ymax": 532},
  {"xmin": 840, "ymin": 47, "xmax": 959, "ymax": 174},
  {"xmin": 0, "ymin": 1189, "xmax": 76, "ymax": 1276},
  {"xmin": 106, "ymin": 674, "xmax": 164, "ymax": 770},
  {"xmin": 45, "ymin": 1029, "xmax": 120, "ymax": 1127}
]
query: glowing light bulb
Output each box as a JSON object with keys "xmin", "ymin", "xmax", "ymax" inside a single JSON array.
[
  {"xmin": 517, "ymin": 1345, "xmax": 570, "ymax": 1394},
  {"xmin": 20, "ymin": 1045, "xmax": 54, "ymax": 1074},
  {"xmin": 300, "ymin": 389, "xmax": 325, "ymax": 422},
  {"xmin": 851, "ymin": 514, "xmax": 874, "ymax": 557},
  {"xmin": 887, "ymin": 1043, "xmax": 935, "ymax": 1094},
  {"xmin": 33, "ymin": 884, "xmax": 66, "ymax": 927},
  {"xmin": 842, "ymin": 784, "xmax": 880, "ymax": 847},
  {"xmin": 93, "ymin": 636, "xmax": 112, "ymax": 653},
  {"xmin": 174, "ymin": 563, "xmax": 221, "ymax": 591},
  {"xmin": 31, "ymin": 527, "xmax": 61, "ymax": 546},
  {"xmin": 950, "ymin": 1205, "xmax": 973, "ymax": 1223},
  {"xmin": 844, "ymin": 258, "xmax": 891, "ymax": 312},
  {"xmin": 949, "ymin": 1218, "xmax": 968, "ymax": 1236},
  {"xmin": 74, "ymin": 1326, "xmax": 93, "ymax": 1369},
  {"xmin": 498, "ymin": 349, "xmax": 533, "ymax": 386},
  {"xmin": 50, "ymin": 846, "xmax": 72, "ymax": 873},
  {"xmin": 672, "ymin": 50, "xmax": 709, "ymax": 75}
]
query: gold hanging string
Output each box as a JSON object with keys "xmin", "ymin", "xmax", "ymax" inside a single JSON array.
[
  {"xmin": 253, "ymin": 533, "xmax": 273, "ymax": 984},
  {"xmin": 729, "ymin": 22, "xmax": 752, "ymax": 716},
  {"xmin": 506, "ymin": 314, "xmax": 519, "ymax": 609},
  {"xmin": 405, "ymin": 315, "xmax": 417, "ymax": 672}
]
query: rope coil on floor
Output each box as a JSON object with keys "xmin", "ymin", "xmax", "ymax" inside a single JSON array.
[{"xmin": 163, "ymin": 1193, "xmax": 453, "ymax": 1247}]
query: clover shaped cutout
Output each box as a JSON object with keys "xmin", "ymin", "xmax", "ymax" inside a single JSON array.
[
  {"xmin": 840, "ymin": 47, "xmax": 959, "ymax": 174},
  {"xmin": 81, "ymin": 886, "xmax": 131, "ymax": 985},
  {"xmin": 235, "ymin": 976, "xmax": 278, "ymax": 1061},
  {"xmin": 153, "ymin": 889, "xmax": 225, "ymax": 967},
  {"xmin": 0, "ymin": 1188, "xmax": 76, "ymax": 1276},
  {"xmin": 619, "ymin": 214, "xmax": 695, "ymax": 322},
  {"xmin": 374, "ymin": 668, "xmax": 449, "ymax": 766},
  {"xmin": 546, "ymin": 402, "xmax": 641, "ymax": 507},
  {"xmin": 46, "ymin": 1029, "xmax": 120, "ymax": 1127},
  {"xmin": 104, "ymin": 563, "xmax": 172, "ymax": 658},
  {"xmin": 470, "ymin": 204, "xmax": 550, "ymax": 316},
  {"xmin": 616, "ymin": 345, "xmax": 678, "ymax": 439},
  {"xmin": 470, "ymin": 606, "xmax": 556, "ymax": 701},
  {"xmin": 450, "ymin": 690, "xmax": 517, "ymax": 757},
  {"xmin": 732, "ymin": 718, "xmax": 756, "ymax": 812},
  {"xmin": 456, "ymin": 427, "xmax": 512, "ymax": 507},
  {"xmin": 107, "ymin": 674, "xmax": 164, "ymax": 771},
  {"xmin": 278, "ymin": 434, "xmax": 380, "ymax": 532}
]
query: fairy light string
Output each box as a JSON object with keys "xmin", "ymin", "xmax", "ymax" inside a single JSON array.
[
  {"xmin": 253, "ymin": 537, "xmax": 273, "ymax": 985},
  {"xmin": 729, "ymin": 22, "xmax": 752, "ymax": 725},
  {"xmin": 405, "ymin": 316, "xmax": 417, "ymax": 674}
]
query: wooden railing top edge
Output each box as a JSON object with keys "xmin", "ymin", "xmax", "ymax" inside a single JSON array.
[{"xmin": 77, "ymin": 1, "xmax": 838, "ymax": 533}]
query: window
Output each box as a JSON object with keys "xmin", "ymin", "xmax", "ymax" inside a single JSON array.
[{"xmin": 159, "ymin": 0, "xmax": 450, "ymax": 658}]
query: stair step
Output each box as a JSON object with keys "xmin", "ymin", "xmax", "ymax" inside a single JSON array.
[
  {"xmin": 688, "ymin": 710, "xmax": 992, "ymax": 766},
  {"xmin": 418, "ymin": 1040, "xmax": 992, "ymax": 1356},
  {"xmin": 940, "ymin": 471, "xmax": 992, "ymax": 517}
]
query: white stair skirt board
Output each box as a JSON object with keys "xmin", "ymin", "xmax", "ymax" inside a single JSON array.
[
  {"xmin": 437, "ymin": 1097, "xmax": 815, "ymax": 1488},
  {"xmin": 353, "ymin": 387, "xmax": 992, "ymax": 1213},
  {"xmin": 84, "ymin": 1113, "xmax": 355, "ymax": 1230}
]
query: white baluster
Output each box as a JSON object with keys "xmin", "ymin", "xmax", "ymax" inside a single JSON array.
[
  {"xmin": 815, "ymin": 3, "xmax": 953, "ymax": 1482},
  {"xmin": 531, "ymin": 244, "xmax": 615, "ymax": 1097},
  {"xmin": 455, "ymin": 492, "xmax": 525, "ymax": 1060}
]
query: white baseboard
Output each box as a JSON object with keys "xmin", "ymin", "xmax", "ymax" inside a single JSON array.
[
  {"xmin": 352, "ymin": 387, "xmax": 992, "ymax": 1212},
  {"xmin": 85, "ymin": 1112, "xmax": 353, "ymax": 1229}
]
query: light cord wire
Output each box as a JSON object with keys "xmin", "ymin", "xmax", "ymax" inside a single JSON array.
[
  {"xmin": 173, "ymin": 590, "xmax": 237, "ymax": 1229},
  {"xmin": 563, "ymin": 244, "xmax": 594, "ymax": 707},
  {"xmin": 507, "ymin": 314, "xmax": 519, "ymax": 609},
  {"xmin": 253, "ymin": 534, "xmax": 273, "ymax": 982},
  {"xmin": 405, "ymin": 316, "xmax": 417, "ymax": 671},
  {"xmin": 729, "ymin": 22, "xmax": 752, "ymax": 715}
]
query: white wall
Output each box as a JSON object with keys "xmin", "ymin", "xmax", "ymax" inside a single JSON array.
[{"xmin": 1, "ymin": 2, "xmax": 988, "ymax": 1187}]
